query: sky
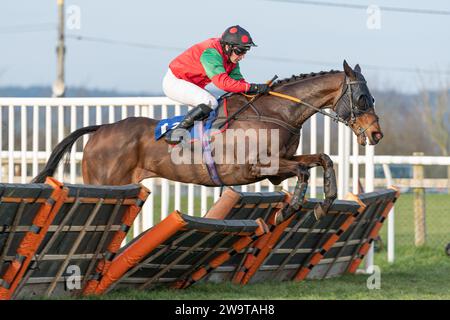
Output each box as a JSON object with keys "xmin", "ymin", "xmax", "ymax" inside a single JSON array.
[{"xmin": 1, "ymin": 0, "xmax": 449, "ymax": 94}]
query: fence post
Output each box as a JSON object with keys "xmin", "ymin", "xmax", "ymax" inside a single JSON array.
[
  {"xmin": 447, "ymin": 165, "xmax": 450, "ymax": 195},
  {"xmin": 413, "ymin": 152, "xmax": 426, "ymax": 246},
  {"xmin": 382, "ymin": 164, "xmax": 395, "ymax": 263}
]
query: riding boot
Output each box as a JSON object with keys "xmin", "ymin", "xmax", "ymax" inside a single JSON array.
[{"xmin": 165, "ymin": 103, "xmax": 212, "ymax": 144}]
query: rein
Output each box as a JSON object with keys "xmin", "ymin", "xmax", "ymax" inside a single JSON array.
[
  {"xmin": 268, "ymin": 91, "xmax": 350, "ymax": 126},
  {"xmin": 218, "ymin": 75, "xmax": 279, "ymax": 129}
]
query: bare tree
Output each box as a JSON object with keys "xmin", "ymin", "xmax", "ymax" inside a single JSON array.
[
  {"xmin": 419, "ymin": 82, "xmax": 450, "ymax": 193},
  {"xmin": 374, "ymin": 90, "xmax": 434, "ymax": 155},
  {"xmin": 421, "ymin": 86, "xmax": 449, "ymax": 156}
]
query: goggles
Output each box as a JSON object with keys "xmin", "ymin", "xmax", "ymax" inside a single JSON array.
[{"xmin": 232, "ymin": 46, "xmax": 249, "ymax": 56}]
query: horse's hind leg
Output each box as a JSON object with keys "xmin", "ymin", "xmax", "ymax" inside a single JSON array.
[
  {"xmin": 80, "ymin": 121, "xmax": 141, "ymax": 185},
  {"xmin": 82, "ymin": 157, "xmax": 102, "ymax": 184},
  {"xmin": 82, "ymin": 154, "xmax": 137, "ymax": 185}
]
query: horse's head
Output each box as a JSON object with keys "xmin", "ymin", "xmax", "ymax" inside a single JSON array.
[{"xmin": 333, "ymin": 60, "xmax": 383, "ymax": 145}]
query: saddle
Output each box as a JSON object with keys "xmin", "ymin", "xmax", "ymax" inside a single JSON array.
[{"xmin": 154, "ymin": 97, "xmax": 230, "ymax": 143}]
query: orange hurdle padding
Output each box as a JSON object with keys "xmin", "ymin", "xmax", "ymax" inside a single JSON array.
[
  {"xmin": 232, "ymin": 234, "xmax": 270, "ymax": 284},
  {"xmin": 237, "ymin": 212, "xmax": 295, "ymax": 284},
  {"xmin": 83, "ymin": 186, "xmax": 150, "ymax": 295},
  {"xmin": 176, "ymin": 218, "xmax": 269, "ymax": 289},
  {"xmin": 204, "ymin": 188, "xmax": 242, "ymax": 219},
  {"xmin": 92, "ymin": 210, "xmax": 187, "ymax": 295},
  {"xmin": 202, "ymin": 188, "xmax": 291, "ymax": 285},
  {"xmin": 293, "ymin": 193, "xmax": 366, "ymax": 281},
  {"xmin": 0, "ymin": 177, "xmax": 67, "ymax": 300},
  {"xmin": 233, "ymin": 192, "xmax": 292, "ymax": 284},
  {"xmin": 293, "ymin": 214, "xmax": 358, "ymax": 281}
]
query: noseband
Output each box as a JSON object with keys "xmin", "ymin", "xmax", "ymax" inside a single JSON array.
[{"xmin": 333, "ymin": 77, "xmax": 379, "ymax": 137}]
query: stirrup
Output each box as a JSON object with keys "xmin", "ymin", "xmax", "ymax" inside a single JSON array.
[{"xmin": 164, "ymin": 104, "xmax": 212, "ymax": 144}]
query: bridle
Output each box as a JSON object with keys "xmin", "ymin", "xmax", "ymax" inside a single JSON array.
[
  {"xmin": 253, "ymin": 74, "xmax": 379, "ymax": 139},
  {"xmin": 332, "ymin": 76, "xmax": 379, "ymax": 137}
]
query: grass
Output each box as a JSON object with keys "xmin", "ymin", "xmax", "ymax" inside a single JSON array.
[{"xmin": 379, "ymin": 193, "xmax": 450, "ymax": 249}]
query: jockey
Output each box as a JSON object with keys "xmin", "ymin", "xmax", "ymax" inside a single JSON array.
[{"xmin": 163, "ymin": 25, "xmax": 270, "ymax": 144}]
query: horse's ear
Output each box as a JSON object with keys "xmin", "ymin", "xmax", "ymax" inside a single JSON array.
[
  {"xmin": 343, "ymin": 60, "xmax": 355, "ymax": 78},
  {"xmin": 354, "ymin": 64, "xmax": 361, "ymax": 73}
]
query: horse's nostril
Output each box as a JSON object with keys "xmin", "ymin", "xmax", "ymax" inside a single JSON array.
[{"xmin": 372, "ymin": 132, "xmax": 383, "ymax": 142}]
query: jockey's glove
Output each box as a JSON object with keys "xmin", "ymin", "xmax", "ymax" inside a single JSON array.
[{"xmin": 247, "ymin": 83, "xmax": 270, "ymax": 95}]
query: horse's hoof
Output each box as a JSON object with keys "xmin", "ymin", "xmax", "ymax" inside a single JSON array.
[
  {"xmin": 274, "ymin": 211, "xmax": 284, "ymax": 225},
  {"xmin": 275, "ymin": 204, "xmax": 296, "ymax": 225},
  {"xmin": 314, "ymin": 203, "xmax": 327, "ymax": 220}
]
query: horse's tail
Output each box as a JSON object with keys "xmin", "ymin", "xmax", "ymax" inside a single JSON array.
[{"xmin": 32, "ymin": 125, "xmax": 102, "ymax": 183}]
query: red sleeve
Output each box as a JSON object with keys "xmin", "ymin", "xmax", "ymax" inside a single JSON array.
[{"xmin": 211, "ymin": 73, "xmax": 250, "ymax": 93}]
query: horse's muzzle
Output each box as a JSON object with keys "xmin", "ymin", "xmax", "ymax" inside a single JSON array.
[{"xmin": 370, "ymin": 131, "xmax": 383, "ymax": 145}]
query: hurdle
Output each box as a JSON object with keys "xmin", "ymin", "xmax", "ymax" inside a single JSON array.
[
  {"xmin": 0, "ymin": 178, "xmax": 66, "ymax": 300},
  {"xmin": 294, "ymin": 187, "xmax": 400, "ymax": 280},
  {"xmin": 200, "ymin": 186, "xmax": 400, "ymax": 284},
  {"xmin": 0, "ymin": 180, "xmax": 400, "ymax": 299},
  {"xmin": 89, "ymin": 212, "xmax": 269, "ymax": 295},
  {"xmin": 0, "ymin": 178, "xmax": 149, "ymax": 299},
  {"xmin": 201, "ymin": 188, "xmax": 291, "ymax": 283},
  {"xmin": 201, "ymin": 187, "xmax": 361, "ymax": 284}
]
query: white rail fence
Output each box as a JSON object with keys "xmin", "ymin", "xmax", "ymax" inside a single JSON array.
[{"xmin": 5, "ymin": 96, "xmax": 424, "ymax": 268}]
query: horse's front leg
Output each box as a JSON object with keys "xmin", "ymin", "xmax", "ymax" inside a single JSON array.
[
  {"xmin": 290, "ymin": 153, "xmax": 338, "ymax": 218},
  {"xmin": 276, "ymin": 164, "xmax": 310, "ymax": 224},
  {"xmin": 253, "ymin": 153, "xmax": 337, "ymax": 223},
  {"xmin": 252, "ymin": 158, "xmax": 310, "ymax": 224}
]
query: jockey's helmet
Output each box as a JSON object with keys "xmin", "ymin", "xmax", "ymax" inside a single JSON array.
[{"xmin": 220, "ymin": 25, "xmax": 256, "ymax": 55}]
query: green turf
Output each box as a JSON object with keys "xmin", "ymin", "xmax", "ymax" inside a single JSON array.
[{"xmin": 379, "ymin": 193, "xmax": 450, "ymax": 249}]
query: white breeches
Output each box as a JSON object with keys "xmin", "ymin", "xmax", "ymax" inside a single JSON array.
[{"xmin": 162, "ymin": 68, "xmax": 219, "ymax": 109}]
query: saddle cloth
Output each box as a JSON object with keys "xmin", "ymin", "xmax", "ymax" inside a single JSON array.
[{"xmin": 154, "ymin": 98, "xmax": 229, "ymax": 143}]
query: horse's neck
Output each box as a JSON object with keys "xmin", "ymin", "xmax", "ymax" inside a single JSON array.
[{"xmin": 280, "ymin": 72, "xmax": 345, "ymax": 128}]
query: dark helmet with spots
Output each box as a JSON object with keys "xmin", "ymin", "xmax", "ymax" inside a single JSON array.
[{"xmin": 220, "ymin": 25, "xmax": 257, "ymax": 50}]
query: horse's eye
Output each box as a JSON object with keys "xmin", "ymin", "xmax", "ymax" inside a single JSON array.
[{"xmin": 358, "ymin": 95, "xmax": 368, "ymax": 108}]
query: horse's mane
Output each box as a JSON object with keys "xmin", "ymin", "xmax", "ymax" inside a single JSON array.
[
  {"xmin": 221, "ymin": 69, "xmax": 343, "ymax": 101},
  {"xmin": 272, "ymin": 70, "xmax": 342, "ymax": 88}
]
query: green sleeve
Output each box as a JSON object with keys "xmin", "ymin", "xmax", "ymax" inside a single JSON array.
[
  {"xmin": 200, "ymin": 48, "xmax": 226, "ymax": 79},
  {"xmin": 229, "ymin": 63, "xmax": 244, "ymax": 80}
]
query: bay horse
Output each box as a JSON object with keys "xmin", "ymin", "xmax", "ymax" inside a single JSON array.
[{"xmin": 33, "ymin": 61, "xmax": 383, "ymax": 220}]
